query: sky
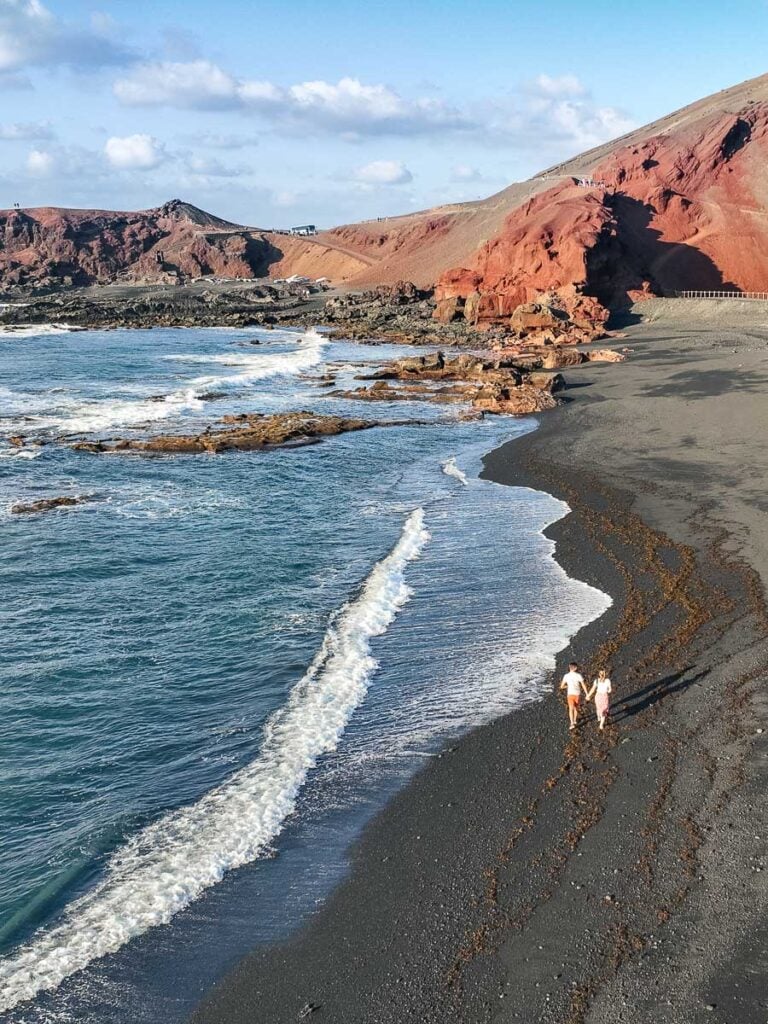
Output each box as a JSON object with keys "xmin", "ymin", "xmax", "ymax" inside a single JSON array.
[{"xmin": 1, "ymin": 0, "xmax": 767, "ymax": 227}]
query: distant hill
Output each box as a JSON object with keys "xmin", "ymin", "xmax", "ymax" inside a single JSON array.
[
  {"xmin": 0, "ymin": 198, "xmax": 371, "ymax": 291},
  {"xmin": 4, "ymin": 71, "xmax": 768, "ymax": 314}
]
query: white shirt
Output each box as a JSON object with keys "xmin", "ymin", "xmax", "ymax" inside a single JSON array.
[
  {"xmin": 563, "ymin": 671, "xmax": 584, "ymax": 696},
  {"xmin": 594, "ymin": 678, "xmax": 612, "ymax": 694}
]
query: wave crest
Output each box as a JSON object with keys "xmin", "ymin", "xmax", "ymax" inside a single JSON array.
[{"xmin": 0, "ymin": 507, "xmax": 429, "ymax": 1012}]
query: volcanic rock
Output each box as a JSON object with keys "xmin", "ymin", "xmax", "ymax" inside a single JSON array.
[
  {"xmin": 433, "ymin": 296, "xmax": 464, "ymax": 323},
  {"xmin": 509, "ymin": 302, "xmax": 569, "ymax": 333},
  {"xmin": 541, "ymin": 349, "xmax": 588, "ymax": 370},
  {"xmin": 367, "ymin": 351, "xmax": 523, "ymax": 385},
  {"xmin": 434, "ymin": 78, "xmax": 768, "ymax": 323},
  {"xmin": 586, "ymin": 348, "xmax": 626, "ymax": 363},
  {"xmin": 471, "ymin": 384, "xmax": 559, "ymax": 415},
  {"xmin": 11, "ymin": 495, "xmax": 92, "ymax": 514},
  {"xmin": 71, "ymin": 412, "xmax": 383, "ymax": 455},
  {"xmin": 527, "ymin": 372, "xmax": 566, "ymax": 393}
]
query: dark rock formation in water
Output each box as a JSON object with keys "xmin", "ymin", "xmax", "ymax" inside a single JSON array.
[
  {"xmin": 11, "ymin": 495, "xmax": 93, "ymax": 514},
  {"xmin": 71, "ymin": 412, "xmax": 385, "ymax": 455}
]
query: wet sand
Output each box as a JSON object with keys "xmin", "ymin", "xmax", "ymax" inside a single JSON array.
[{"xmin": 191, "ymin": 299, "xmax": 768, "ymax": 1024}]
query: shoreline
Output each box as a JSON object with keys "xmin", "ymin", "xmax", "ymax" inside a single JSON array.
[{"xmin": 191, "ymin": 305, "xmax": 768, "ymax": 1023}]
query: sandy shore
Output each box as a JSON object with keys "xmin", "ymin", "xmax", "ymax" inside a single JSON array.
[{"xmin": 191, "ymin": 299, "xmax": 768, "ymax": 1024}]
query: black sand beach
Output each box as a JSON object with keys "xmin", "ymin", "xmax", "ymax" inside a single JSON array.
[{"xmin": 192, "ymin": 299, "xmax": 768, "ymax": 1024}]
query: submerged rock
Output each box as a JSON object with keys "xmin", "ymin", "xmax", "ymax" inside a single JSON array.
[{"xmin": 11, "ymin": 495, "xmax": 93, "ymax": 514}]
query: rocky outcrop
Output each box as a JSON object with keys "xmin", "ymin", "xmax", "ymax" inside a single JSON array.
[
  {"xmin": 11, "ymin": 495, "xmax": 93, "ymax": 514},
  {"xmin": 71, "ymin": 412, "xmax": 384, "ymax": 455},
  {"xmin": 342, "ymin": 350, "xmax": 580, "ymax": 416},
  {"xmin": 471, "ymin": 384, "xmax": 558, "ymax": 415},
  {"xmin": 587, "ymin": 348, "xmax": 627, "ymax": 363},
  {"xmin": 0, "ymin": 279, "xmax": 329, "ymax": 330},
  {"xmin": 365, "ymin": 351, "xmax": 524, "ymax": 384}
]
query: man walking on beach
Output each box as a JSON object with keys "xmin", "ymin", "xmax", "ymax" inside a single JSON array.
[{"xmin": 560, "ymin": 662, "xmax": 587, "ymax": 730}]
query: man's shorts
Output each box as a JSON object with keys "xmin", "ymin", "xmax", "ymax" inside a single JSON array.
[{"xmin": 567, "ymin": 694, "xmax": 581, "ymax": 708}]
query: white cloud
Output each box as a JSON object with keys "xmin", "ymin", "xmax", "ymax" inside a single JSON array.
[
  {"xmin": 24, "ymin": 143, "xmax": 104, "ymax": 181},
  {"xmin": 184, "ymin": 155, "xmax": 243, "ymax": 178},
  {"xmin": 182, "ymin": 131, "xmax": 260, "ymax": 150},
  {"xmin": 0, "ymin": 0, "xmax": 132, "ymax": 74},
  {"xmin": 484, "ymin": 74, "xmax": 635, "ymax": 152},
  {"xmin": 354, "ymin": 159, "xmax": 413, "ymax": 185},
  {"xmin": 104, "ymin": 134, "xmax": 165, "ymax": 170},
  {"xmin": 114, "ymin": 60, "xmax": 634, "ymax": 154},
  {"xmin": 114, "ymin": 62, "xmax": 472, "ymax": 137},
  {"xmin": 529, "ymin": 74, "xmax": 588, "ymax": 99},
  {"xmin": 0, "ymin": 119, "xmax": 54, "ymax": 140},
  {"xmin": 451, "ymin": 163, "xmax": 481, "ymax": 182},
  {"xmin": 26, "ymin": 147, "xmax": 53, "ymax": 175},
  {"xmin": 273, "ymin": 189, "xmax": 299, "ymax": 208}
]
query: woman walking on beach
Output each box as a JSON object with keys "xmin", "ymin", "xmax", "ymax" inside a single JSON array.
[{"xmin": 587, "ymin": 669, "xmax": 613, "ymax": 730}]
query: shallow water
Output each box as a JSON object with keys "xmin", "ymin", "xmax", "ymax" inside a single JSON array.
[{"xmin": 0, "ymin": 326, "xmax": 610, "ymax": 1021}]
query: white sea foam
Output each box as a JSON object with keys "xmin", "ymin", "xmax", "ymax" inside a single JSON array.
[
  {"xmin": 0, "ymin": 446, "xmax": 42, "ymax": 460},
  {"xmin": 442, "ymin": 457, "xmax": 469, "ymax": 486},
  {"xmin": 0, "ymin": 507, "xmax": 429, "ymax": 1012},
  {"xmin": 0, "ymin": 324, "xmax": 75, "ymax": 338},
  {"xmin": 2, "ymin": 328, "xmax": 327, "ymax": 436},
  {"xmin": 170, "ymin": 326, "xmax": 328, "ymax": 390},
  {"xmin": 23, "ymin": 389, "xmax": 207, "ymax": 436}
]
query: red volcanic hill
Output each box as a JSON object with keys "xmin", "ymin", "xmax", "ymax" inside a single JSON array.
[
  {"xmin": 3, "ymin": 71, "xmax": 768, "ymax": 314},
  {"xmin": 0, "ymin": 199, "xmax": 373, "ymax": 290},
  {"xmin": 434, "ymin": 77, "xmax": 768, "ymax": 324},
  {"xmin": 322, "ymin": 71, "xmax": 768, "ymax": 323}
]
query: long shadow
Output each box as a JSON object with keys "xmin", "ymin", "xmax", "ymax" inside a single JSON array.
[
  {"xmin": 610, "ymin": 666, "xmax": 709, "ymax": 722},
  {"xmin": 585, "ymin": 192, "xmax": 741, "ymax": 312},
  {"xmin": 640, "ymin": 366, "xmax": 768, "ymax": 399}
]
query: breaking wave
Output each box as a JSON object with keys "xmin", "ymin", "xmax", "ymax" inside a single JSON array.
[
  {"xmin": 1, "ymin": 328, "xmax": 327, "ymax": 436},
  {"xmin": 0, "ymin": 507, "xmax": 429, "ymax": 1012},
  {"xmin": 442, "ymin": 457, "xmax": 469, "ymax": 486},
  {"xmin": 0, "ymin": 324, "xmax": 77, "ymax": 338},
  {"xmin": 0, "ymin": 446, "xmax": 42, "ymax": 460},
  {"xmin": 169, "ymin": 326, "xmax": 328, "ymax": 390}
]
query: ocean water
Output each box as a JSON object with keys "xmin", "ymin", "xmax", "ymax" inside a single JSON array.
[{"xmin": 0, "ymin": 325, "xmax": 610, "ymax": 1022}]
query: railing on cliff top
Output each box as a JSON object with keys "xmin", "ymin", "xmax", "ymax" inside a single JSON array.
[{"xmin": 674, "ymin": 290, "xmax": 768, "ymax": 300}]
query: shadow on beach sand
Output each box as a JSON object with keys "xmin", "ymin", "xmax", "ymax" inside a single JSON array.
[{"xmin": 610, "ymin": 666, "xmax": 709, "ymax": 721}]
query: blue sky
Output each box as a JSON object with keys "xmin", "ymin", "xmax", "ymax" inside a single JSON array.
[{"xmin": 1, "ymin": 0, "xmax": 766, "ymax": 226}]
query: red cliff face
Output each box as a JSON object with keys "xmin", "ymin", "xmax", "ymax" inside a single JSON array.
[{"xmin": 436, "ymin": 101, "xmax": 768, "ymax": 324}]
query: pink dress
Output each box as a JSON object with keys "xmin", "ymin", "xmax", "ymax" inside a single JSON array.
[{"xmin": 594, "ymin": 678, "xmax": 612, "ymax": 716}]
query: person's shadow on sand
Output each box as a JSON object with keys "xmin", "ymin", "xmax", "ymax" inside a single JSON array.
[{"xmin": 610, "ymin": 667, "xmax": 708, "ymax": 722}]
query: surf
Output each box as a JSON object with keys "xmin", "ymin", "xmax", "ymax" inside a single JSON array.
[
  {"xmin": 0, "ymin": 507, "xmax": 429, "ymax": 1012},
  {"xmin": 1, "ymin": 328, "xmax": 326, "ymax": 437},
  {"xmin": 172, "ymin": 326, "xmax": 328, "ymax": 390},
  {"xmin": 442, "ymin": 457, "xmax": 469, "ymax": 486}
]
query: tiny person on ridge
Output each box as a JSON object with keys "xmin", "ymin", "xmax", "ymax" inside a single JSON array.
[
  {"xmin": 586, "ymin": 668, "xmax": 613, "ymax": 731},
  {"xmin": 560, "ymin": 661, "xmax": 587, "ymax": 731}
]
